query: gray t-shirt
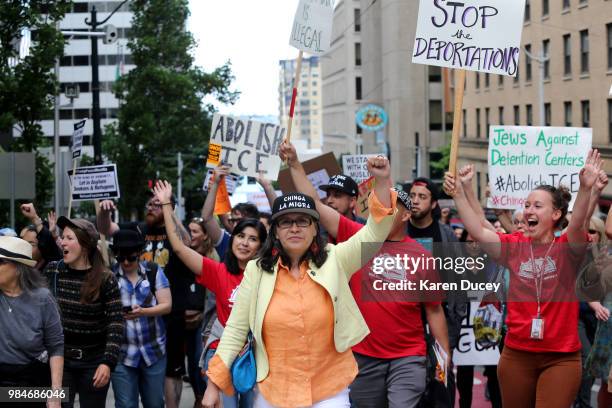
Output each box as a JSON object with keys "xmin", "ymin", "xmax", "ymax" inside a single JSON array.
[{"xmin": 0, "ymin": 288, "xmax": 64, "ymax": 365}]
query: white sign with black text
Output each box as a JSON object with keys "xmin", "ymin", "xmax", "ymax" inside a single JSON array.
[{"xmin": 68, "ymin": 164, "xmax": 120, "ymax": 201}]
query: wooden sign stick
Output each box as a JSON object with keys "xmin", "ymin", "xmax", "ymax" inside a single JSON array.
[
  {"xmin": 67, "ymin": 158, "xmax": 78, "ymax": 217},
  {"xmin": 286, "ymin": 50, "xmax": 304, "ymax": 143},
  {"xmin": 448, "ymin": 69, "xmax": 466, "ymax": 176}
]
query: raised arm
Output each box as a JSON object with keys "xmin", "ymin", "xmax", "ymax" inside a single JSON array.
[
  {"xmin": 568, "ymin": 149, "xmax": 601, "ymax": 244},
  {"xmin": 335, "ymin": 156, "xmax": 396, "ymax": 278},
  {"xmin": 256, "ymin": 172, "xmax": 278, "ymax": 208},
  {"xmin": 279, "ymin": 139, "xmax": 341, "ymax": 238},
  {"xmin": 444, "ymin": 172, "xmax": 501, "ymax": 258},
  {"xmin": 584, "ymin": 169, "xmax": 608, "ymax": 229},
  {"xmin": 97, "ymin": 200, "xmax": 120, "ymax": 236},
  {"xmin": 154, "ymin": 180, "xmax": 205, "ymax": 275},
  {"xmin": 457, "ymin": 165, "xmax": 497, "ymax": 233},
  {"xmin": 201, "ymin": 166, "xmax": 230, "ymax": 244}
]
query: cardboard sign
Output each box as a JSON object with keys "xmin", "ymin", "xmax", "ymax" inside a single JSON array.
[
  {"xmin": 278, "ymin": 152, "xmax": 342, "ymax": 198},
  {"xmin": 355, "ymin": 176, "xmax": 375, "ymax": 218},
  {"xmin": 246, "ymin": 192, "xmax": 273, "ymax": 213},
  {"xmin": 487, "ymin": 126, "xmax": 592, "ymax": 210},
  {"xmin": 453, "ymin": 302, "xmax": 501, "ymax": 366},
  {"xmin": 68, "ymin": 164, "xmax": 120, "ymax": 201},
  {"xmin": 289, "ymin": 0, "xmax": 335, "ymax": 55},
  {"xmin": 207, "ymin": 114, "xmax": 285, "ymax": 179},
  {"xmin": 72, "ymin": 119, "xmax": 86, "ymax": 159},
  {"xmin": 412, "ymin": 0, "xmax": 526, "ymax": 76},
  {"xmin": 342, "ymin": 154, "xmax": 379, "ymax": 183},
  {"xmin": 202, "ymin": 169, "xmax": 239, "ymax": 195}
]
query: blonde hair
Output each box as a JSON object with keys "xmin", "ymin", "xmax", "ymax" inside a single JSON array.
[{"xmin": 589, "ymin": 217, "xmax": 608, "ymax": 246}]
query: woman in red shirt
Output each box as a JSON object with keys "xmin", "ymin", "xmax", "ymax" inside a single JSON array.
[
  {"xmin": 154, "ymin": 181, "xmax": 267, "ymax": 408},
  {"xmin": 444, "ymin": 149, "xmax": 602, "ymax": 407}
]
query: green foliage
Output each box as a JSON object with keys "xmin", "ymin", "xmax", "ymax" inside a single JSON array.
[
  {"xmin": 0, "ymin": 1, "xmax": 70, "ymax": 226},
  {"xmin": 104, "ymin": 0, "xmax": 238, "ymax": 219},
  {"xmin": 430, "ymin": 143, "xmax": 451, "ymax": 180}
]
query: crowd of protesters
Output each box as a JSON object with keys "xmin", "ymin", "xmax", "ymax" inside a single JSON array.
[{"xmin": 1, "ymin": 141, "xmax": 611, "ymax": 408}]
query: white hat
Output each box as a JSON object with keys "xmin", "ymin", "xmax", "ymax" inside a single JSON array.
[{"xmin": 0, "ymin": 236, "xmax": 37, "ymax": 267}]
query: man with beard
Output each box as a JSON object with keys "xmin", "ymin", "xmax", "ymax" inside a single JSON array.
[
  {"xmin": 98, "ymin": 194, "xmax": 192, "ymax": 408},
  {"xmin": 407, "ymin": 178, "xmax": 466, "ymax": 408},
  {"xmin": 319, "ymin": 174, "xmax": 366, "ymax": 224}
]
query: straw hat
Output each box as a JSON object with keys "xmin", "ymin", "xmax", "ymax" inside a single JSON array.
[{"xmin": 0, "ymin": 236, "xmax": 37, "ymax": 267}]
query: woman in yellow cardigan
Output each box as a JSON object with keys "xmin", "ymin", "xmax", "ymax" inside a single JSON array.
[{"xmin": 203, "ymin": 150, "xmax": 397, "ymax": 408}]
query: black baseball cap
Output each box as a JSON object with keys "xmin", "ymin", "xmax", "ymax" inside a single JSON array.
[
  {"xmin": 271, "ymin": 193, "xmax": 319, "ymax": 221},
  {"xmin": 395, "ymin": 189, "xmax": 413, "ymax": 211},
  {"xmin": 408, "ymin": 177, "xmax": 439, "ymax": 201},
  {"xmin": 319, "ymin": 174, "xmax": 359, "ymax": 197}
]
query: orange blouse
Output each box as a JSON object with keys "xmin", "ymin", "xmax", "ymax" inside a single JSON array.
[{"xmin": 256, "ymin": 259, "xmax": 358, "ymax": 407}]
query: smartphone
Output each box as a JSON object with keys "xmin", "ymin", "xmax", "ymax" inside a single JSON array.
[{"xmin": 122, "ymin": 306, "xmax": 133, "ymax": 314}]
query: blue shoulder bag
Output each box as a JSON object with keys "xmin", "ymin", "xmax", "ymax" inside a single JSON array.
[{"xmin": 230, "ymin": 271, "xmax": 262, "ymax": 393}]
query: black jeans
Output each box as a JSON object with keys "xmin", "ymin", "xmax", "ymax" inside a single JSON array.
[
  {"xmin": 62, "ymin": 358, "xmax": 109, "ymax": 408},
  {"xmin": 0, "ymin": 360, "xmax": 50, "ymax": 408}
]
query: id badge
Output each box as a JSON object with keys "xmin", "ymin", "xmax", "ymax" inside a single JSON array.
[{"xmin": 530, "ymin": 318, "xmax": 544, "ymax": 340}]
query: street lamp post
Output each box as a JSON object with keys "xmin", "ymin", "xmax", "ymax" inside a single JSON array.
[
  {"xmin": 85, "ymin": 0, "xmax": 127, "ymax": 165},
  {"xmin": 523, "ymin": 46, "xmax": 550, "ymax": 126}
]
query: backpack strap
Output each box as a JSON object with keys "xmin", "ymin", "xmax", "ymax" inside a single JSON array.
[{"xmin": 145, "ymin": 262, "xmax": 158, "ymax": 297}]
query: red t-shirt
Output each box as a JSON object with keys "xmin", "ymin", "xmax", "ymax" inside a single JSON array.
[
  {"xmin": 497, "ymin": 231, "xmax": 583, "ymax": 353},
  {"xmin": 196, "ymin": 257, "xmax": 244, "ymax": 348},
  {"xmin": 337, "ymin": 215, "xmax": 441, "ymax": 359}
]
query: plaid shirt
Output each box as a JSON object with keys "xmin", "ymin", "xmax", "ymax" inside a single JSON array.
[{"xmin": 116, "ymin": 262, "xmax": 169, "ymax": 367}]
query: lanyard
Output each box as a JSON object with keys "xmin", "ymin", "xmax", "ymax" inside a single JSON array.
[{"xmin": 528, "ymin": 237, "xmax": 555, "ymax": 318}]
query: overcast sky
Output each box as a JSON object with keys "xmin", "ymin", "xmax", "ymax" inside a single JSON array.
[{"xmin": 188, "ymin": 1, "xmax": 301, "ymax": 117}]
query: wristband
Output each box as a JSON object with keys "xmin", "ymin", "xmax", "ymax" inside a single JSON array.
[{"xmin": 161, "ymin": 202, "xmax": 173, "ymax": 206}]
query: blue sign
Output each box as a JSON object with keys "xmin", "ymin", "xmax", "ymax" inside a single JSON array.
[{"xmin": 356, "ymin": 104, "xmax": 388, "ymax": 132}]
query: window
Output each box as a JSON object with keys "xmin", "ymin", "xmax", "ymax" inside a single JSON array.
[
  {"xmin": 578, "ymin": 0, "xmax": 587, "ymax": 4},
  {"xmin": 581, "ymin": 100, "xmax": 590, "ymax": 127},
  {"xmin": 485, "ymin": 73, "xmax": 490, "ymax": 88},
  {"xmin": 563, "ymin": 34, "xmax": 572, "ymax": 75},
  {"xmin": 463, "ymin": 109, "xmax": 467, "ymax": 137},
  {"xmin": 60, "ymin": 56, "xmax": 71, "ymax": 66},
  {"xmin": 485, "ymin": 108, "xmax": 490, "ymax": 138},
  {"xmin": 428, "ymin": 66, "xmax": 442, "ymax": 82},
  {"xmin": 498, "ymin": 75, "xmax": 503, "ymax": 87},
  {"xmin": 514, "ymin": 105, "xmax": 520, "ymax": 125},
  {"xmin": 355, "ymin": 43, "xmax": 361, "ymax": 66},
  {"xmin": 355, "ymin": 77, "xmax": 362, "ymax": 100},
  {"xmin": 607, "ymin": 23, "xmax": 612, "ymax": 70},
  {"xmin": 609, "ymin": 100, "xmax": 612, "ymax": 142},
  {"xmin": 499, "ymin": 106, "xmax": 504, "ymax": 125},
  {"xmin": 476, "ymin": 108, "xmax": 481, "ymax": 138},
  {"xmin": 542, "ymin": 0, "xmax": 549, "ymax": 16},
  {"xmin": 563, "ymin": 0, "xmax": 570, "ymax": 9},
  {"xmin": 580, "ymin": 29, "xmax": 589, "ymax": 73},
  {"xmin": 60, "ymin": 109, "xmax": 72, "ymax": 120},
  {"xmin": 525, "ymin": 44, "xmax": 532, "ymax": 81},
  {"xmin": 542, "ymin": 39, "xmax": 550, "ymax": 79},
  {"xmin": 73, "ymin": 55, "xmax": 89, "ymax": 66},
  {"xmin": 544, "ymin": 103, "xmax": 551, "ymax": 126},
  {"xmin": 354, "ymin": 9, "xmax": 361, "ymax": 32},
  {"xmin": 356, "ymin": 124, "xmax": 363, "ymax": 135},
  {"xmin": 74, "ymin": 109, "xmax": 90, "ymax": 119},
  {"xmin": 73, "ymin": 2, "xmax": 88, "ymax": 12},
  {"xmin": 475, "ymin": 73, "xmax": 480, "ymax": 89},
  {"xmin": 525, "ymin": 0, "xmax": 531, "ymax": 22},
  {"xmin": 564, "ymin": 101, "xmax": 572, "ymax": 126},
  {"xmin": 429, "ymin": 101, "xmax": 443, "ymax": 131},
  {"xmin": 526, "ymin": 104, "xmax": 533, "ymax": 126}
]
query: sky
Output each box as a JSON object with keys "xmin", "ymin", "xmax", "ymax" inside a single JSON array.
[{"xmin": 188, "ymin": 1, "xmax": 301, "ymax": 118}]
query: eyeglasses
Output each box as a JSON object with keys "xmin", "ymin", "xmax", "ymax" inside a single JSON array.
[
  {"xmin": 145, "ymin": 202, "xmax": 162, "ymax": 210},
  {"xmin": 117, "ymin": 255, "xmax": 139, "ymax": 263},
  {"xmin": 276, "ymin": 217, "xmax": 313, "ymax": 229},
  {"xmin": 227, "ymin": 217, "xmax": 241, "ymax": 225}
]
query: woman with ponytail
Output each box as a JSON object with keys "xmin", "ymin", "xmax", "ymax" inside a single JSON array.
[
  {"xmin": 44, "ymin": 217, "xmax": 124, "ymax": 408},
  {"xmin": 154, "ymin": 181, "xmax": 266, "ymax": 408},
  {"xmin": 444, "ymin": 150, "xmax": 602, "ymax": 407}
]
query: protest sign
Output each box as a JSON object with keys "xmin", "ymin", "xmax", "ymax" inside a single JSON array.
[
  {"xmin": 202, "ymin": 169, "xmax": 239, "ymax": 195},
  {"xmin": 207, "ymin": 114, "xmax": 284, "ymax": 180},
  {"xmin": 412, "ymin": 0, "xmax": 526, "ymax": 76},
  {"xmin": 68, "ymin": 164, "xmax": 120, "ymax": 201},
  {"xmin": 453, "ymin": 302, "xmax": 501, "ymax": 366},
  {"xmin": 487, "ymin": 126, "xmax": 592, "ymax": 210},
  {"xmin": 289, "ymin": 0, "xmax": 334, "ymax": 55},
  {"xmin": 342, "ymin": 154, "xmax": 380, "ymax": 183},
  {"xmin": 278, "ymin": 152, "xmax": 341, "ymax": 198},
  {"xmin": 72, "ymin": 119, "xmax": 85, "ymax": 159},
  {"xmin": 246, "ymin": 192, "xmax": 273, "ymax": 213},
  {"xmin": 355, "ymin": 177, "xmax": 375, "ymax": 218},
  {"xmin": 214, "ymin": 178, "xmax": 231, "ymax": 215}
]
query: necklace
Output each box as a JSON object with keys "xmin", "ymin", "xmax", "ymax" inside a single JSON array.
[{"xmin": 0, "ymin": 293, "xmax": 16, "ymax": 313}]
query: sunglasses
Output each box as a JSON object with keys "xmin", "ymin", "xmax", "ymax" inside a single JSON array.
[
  {"xmin": 588, "ymin": 229, "xmax": 598, "ymax": 235},
  {"xmin": 117, "ymin": 255, "xmax": 139, "ymax": 263},
  {"xmin": 191, "ymin": 217, "xmax": 205, "ymax": 224}
]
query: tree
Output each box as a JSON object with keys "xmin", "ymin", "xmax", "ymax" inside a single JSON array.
[
  {"xmin": 0, "ymin": 2, "xmax": 70, "ymax": 226},
  {"xmin": 104, "ymin": 0, "xmax": 238, "ymax": 219}
]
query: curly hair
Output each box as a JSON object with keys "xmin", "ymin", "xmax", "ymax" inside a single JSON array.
[
  {"xmin": 257, "ymin": 217, "xmax": 328, "ymax": 273},
  {"xmin": 533, "ymin": 185, "xmax": 572, "ymax": 228}
]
